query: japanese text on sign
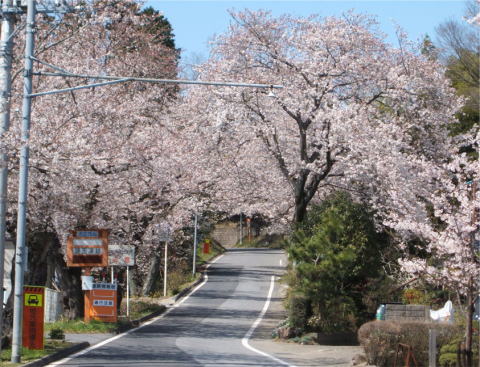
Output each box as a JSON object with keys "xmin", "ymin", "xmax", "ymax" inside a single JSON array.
[
  {"xmin": 108, "ymin": 245, "xmax": 135, "ymax": 266},
  {"xmin": 92, "ymin": 282, "xmax": 117, "ymax": 290},
  {"xmin": 93, "ymin": 300, "xmax": 114, "ymax": 307},
  {"xmin": 76, "ymin": 231, "xmax": 99, "ymax": 237},
  {"xmin": 73, "ymin": 247, "xmax": 103, "ymax": 255},
  {"xmin": 73, "ymin": 238, "xmax": 103, "ymax": 246}
]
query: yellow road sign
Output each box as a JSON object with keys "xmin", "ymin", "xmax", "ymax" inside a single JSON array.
[{"xmin": 24, "ymin": 293, "xmax": 43, "ymax": 307}]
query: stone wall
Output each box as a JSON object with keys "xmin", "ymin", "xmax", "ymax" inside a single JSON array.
[
  {"xmin": 384, "ymin": 304, "xmax": 430, "ymax": 322},
  {"xmin": 211, "ymin": 222, "xmax": 240, "ymax": 248}
]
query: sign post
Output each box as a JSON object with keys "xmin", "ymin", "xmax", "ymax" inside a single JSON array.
[
  {"xmin": 108, "ymin": 245, "xmax": 135, "ymax": 317},
  {"xmin": 164, "ymin": 242, "xmax": 168, "ymax": 297},
  {"xmin": 126, "ymin": 265, "xmax": 130, "ymax": 317},
  {"xmin": 157, "ymin": 224, "xmax": 171, "ymax": 298},
  {"xmin": 22, "ymin": 286, "xmax": 44, "ymax": 350}
]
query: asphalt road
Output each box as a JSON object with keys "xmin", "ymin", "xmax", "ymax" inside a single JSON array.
[{"xmin": 51, "ymin": 248, "xmax": 295, "ymax": 367}]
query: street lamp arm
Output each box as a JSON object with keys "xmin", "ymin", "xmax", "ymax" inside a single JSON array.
[
  {"xmin": 30, "ymin": 56, "xmax": 75, "ymax": 76},
  {"xmin": 33, "ymin": 71, "xmax": 284, "ymax": 89},
  {"xmin": 27, "ymin": 77, "xmax": 131, "ymax": 97}
]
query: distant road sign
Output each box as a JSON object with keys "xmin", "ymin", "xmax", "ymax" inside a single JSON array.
[
  {"xmin": 109, "ymin": 245, "xmax": 135, "ymax": 266},
  {"xmin": 156, "ymin": 223, "xmax": 172, "ymax": 242}
]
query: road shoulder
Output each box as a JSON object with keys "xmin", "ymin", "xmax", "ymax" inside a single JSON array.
[{"xmin": 250, "ymin": 279, "xmax": 362, "ymax": 367}]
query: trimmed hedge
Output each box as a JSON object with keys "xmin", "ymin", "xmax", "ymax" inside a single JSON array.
[{"xmin": 358, "ymin": 320, "xmax": 459, "ymax": 367}]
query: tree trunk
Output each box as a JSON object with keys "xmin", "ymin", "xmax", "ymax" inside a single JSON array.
[
  {"xmin": 142, "ymin": 252, "xmax": 161, "ymax": 296},
  {"xmin": 294, "ymin": 198, "xmax": 308, "ymax": 223},
  {"xmin": 25, "ymin": 232, "xmax": 84, "ymax": 319},
  {"xmin": 60, "ymin": 267, "xmax": 83, "ymax": 320}
]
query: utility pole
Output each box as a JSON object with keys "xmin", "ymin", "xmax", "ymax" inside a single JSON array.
[
  {"xmin": 163, "ymin": 241, "xmax": 168, "ymax": 297},
  {"xmin": 239, "ymin": 213, "xmax": 243, "ymax": 245},
  {"xmin": 0, "ymin": 0, "xmax": 14, "ymax": 354},
  {"xmin": 192, "ymin": 212, "xmax": 198, "ymax": 276},
  {"xmin": 11, "ymin": 0, "xmax": 35, "ymax": 361}
]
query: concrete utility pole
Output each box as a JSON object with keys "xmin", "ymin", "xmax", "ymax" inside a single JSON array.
[
  {"xmin": 192, "ymin": 213, "xmax": 198, "ymax": 276},
  {"xmin": 0, "ymin": 0, "xmax": 15, "ymax": 354},
  {"xmin": 239, "ymin": 213, "xmax": 243, "ymax": 245},
  {"xmin": 11, "ymin": 0, "xmax": 35, "ymax": 361},
  {"xmin": 163, "ymin": 241, "xmax": 168, "ymax": 297}
]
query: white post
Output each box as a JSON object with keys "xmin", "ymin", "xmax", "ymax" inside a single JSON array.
[
  {"xmin": 126, "ymin": 266, "xmax": 130, "ymax": 317},
  {"xmin": 163, "ymin": 242, "xmax": 168, "ymax": 297},
  {"xmin": 429, "ymin": 329, "xmax": 437, "ymax": 367},
  {"xmin": 192, "ymin": 213, "xmax": 198, "ymax": 276},
  {"xmin": 111, "ymin": 267, "xmax": 114, "ymax": 284}
]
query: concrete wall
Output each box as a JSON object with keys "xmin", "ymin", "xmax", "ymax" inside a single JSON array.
[{"xmin": 384, "ymin": 304, "xmax": 430, "ymax": 322}]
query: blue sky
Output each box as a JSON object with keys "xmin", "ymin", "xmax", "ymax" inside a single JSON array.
[{"xmin": 145, "ymin": 0, "xmax": 466, "ymax": 61}]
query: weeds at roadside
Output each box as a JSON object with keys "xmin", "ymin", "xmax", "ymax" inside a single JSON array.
[{"xmin": 0, "ymin": 340, "xmax": 73, "ymax": 366}]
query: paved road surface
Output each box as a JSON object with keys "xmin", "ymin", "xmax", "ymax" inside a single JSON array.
[{"xmin": 51, "ymin": 249, "xmax": 296, "ymax": 367}]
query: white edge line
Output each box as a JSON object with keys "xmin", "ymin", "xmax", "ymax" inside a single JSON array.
[
  {"xmin": 241, "ymin": 275, "xmax": 297, "ymax": 367},
  {"xmin": 46, "ymin": 254, "xmax": 225, "ymax": 366}
]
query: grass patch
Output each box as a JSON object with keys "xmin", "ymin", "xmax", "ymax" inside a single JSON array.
[
  {"xmin": 44, "ymin": 300, "xmax": 167, "ymax": 335},
  {"xmin": 1, "ymin": 340, "xmax": 73, "ymax": 366},
  {"xmin": 45, "ymin": 318, "xmax": 119, "ymax": 334},
  {"xmin": 119, "ymin": 300, "xmax": 166, "ymax": 319}
]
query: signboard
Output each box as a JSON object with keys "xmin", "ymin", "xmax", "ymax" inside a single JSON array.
[
  {"xmin": 156, "ymin": 223, "xmax": 172, "ymax": 242},
  {"xmin": 3, "ymin": 240, "xmax": 14, "ymax": 307},
  {"xmin": 22, "ymin": 286, "xmax": 44, "ymax": 350},
  {"xmin": 66, "ymin": 229, "xmax": 109, "ymax": 267},
  {"xmin": 84, "ymin": 282, "xmax": 117, "ymax": 323},
  {"xmin": 108, "ymin": 245, "xmax": 135, "ymax": 266}
]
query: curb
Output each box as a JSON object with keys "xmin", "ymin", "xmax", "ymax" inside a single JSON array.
[
  {"xmin": 115, "ymin": 306, "xmax": 167, "ymax": 334},
  {"xmin": 22, "ymin": 342, "xmax": 90, "ymax": 367},
  {"xmin": 172, "ymin": 273, "xmax": 205, "ymax": 302}
]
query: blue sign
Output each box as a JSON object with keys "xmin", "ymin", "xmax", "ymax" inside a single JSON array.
[{"xmin": 77, "ymin": 231, "xmax": 100, "ymax": 238}]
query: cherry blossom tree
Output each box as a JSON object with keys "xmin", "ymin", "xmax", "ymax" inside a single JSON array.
[
  {"xmin": 0, "ymin": 0, "xmax": 197, "ymax": 317},
  {"xmin": 185, "ymin": 10, "xmax": 461, "ymax": 225}
]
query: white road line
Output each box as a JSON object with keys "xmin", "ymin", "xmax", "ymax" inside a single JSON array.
[
  {"xmin": 280, "ymin": 259, "xmax": 283, "ymax": 266},
  {"xmin": 241, "ymin": 275, "xmax": 297, "ymax": 367},
  {"xmin": 46, "ymin": 254, "xmax": 225, "ymax": 366}
]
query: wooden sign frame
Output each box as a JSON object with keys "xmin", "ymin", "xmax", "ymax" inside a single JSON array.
[{"xmin": 66, "ymin": 229, "xmax": 109, "ymax": 267}]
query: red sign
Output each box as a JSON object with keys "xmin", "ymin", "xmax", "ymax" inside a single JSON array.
[
  {"xmin": 23, "ymin": 286, "xmax": 44, "ymax": 350},
  {"xmin": 84, "ymin": 282, "xmax": 117, "ymax": 323}
]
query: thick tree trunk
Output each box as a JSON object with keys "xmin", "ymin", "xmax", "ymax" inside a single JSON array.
[
  {"xmin": 294, "ymin": 198, "xmax": 308, "ymax": 223},
  {"xmin": 142, "ymin": 252, "xmax": 161, "ymax": 296},
  {"xmin": 26, "ymin": 232, "xmax": 56, "ymax": 285},
  {"xmin": 25, "ymin": 232, "xmax": 84, "ymax": 319},
  {"xmin": 60, "ymin": 267, "xmax": 83, "ymax": 320}
]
